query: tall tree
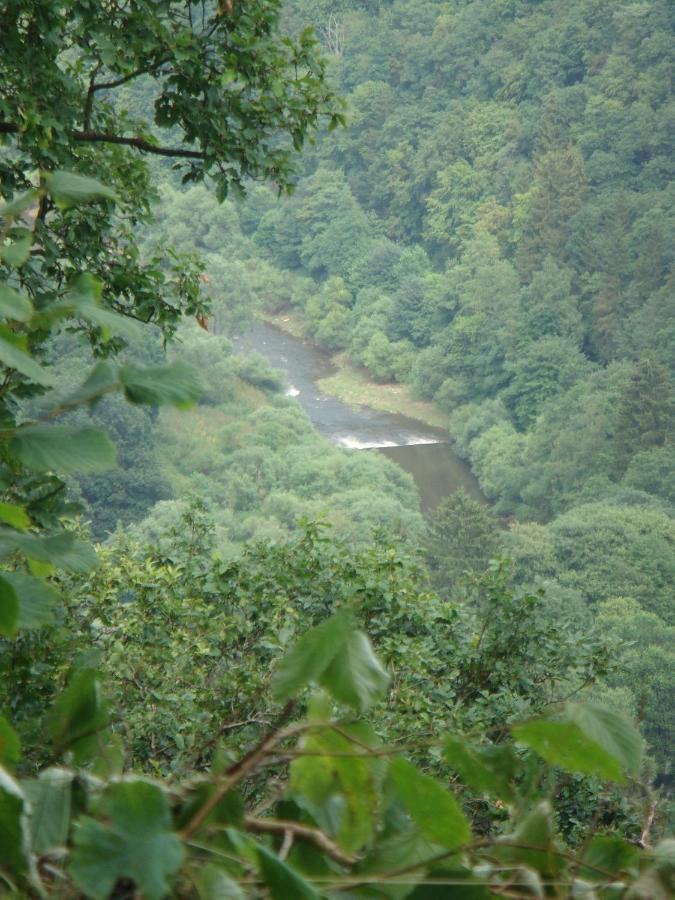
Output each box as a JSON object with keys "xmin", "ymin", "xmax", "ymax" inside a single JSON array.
[
  {"xmin": 427, "ymin": 489, "xmax": 500, "ymax": 591},
  {"xmin": 613, "ymin": 356, "xmax": 674, "ymax": 476}
]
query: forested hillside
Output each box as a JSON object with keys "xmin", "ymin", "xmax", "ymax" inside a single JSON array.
[{"xmin": 1, "ymin": 1, "xmax": 673, "ymax": 897}]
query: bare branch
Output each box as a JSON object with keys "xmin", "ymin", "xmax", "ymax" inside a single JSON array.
[{"xmin": 245, "ymin": 815, "xmax": 357, "ymax": 867}]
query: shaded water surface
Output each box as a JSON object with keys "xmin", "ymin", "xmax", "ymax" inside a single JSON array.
[{"xmin": 234, "ymin": 322, "xmax": 484, "ymax": 511}]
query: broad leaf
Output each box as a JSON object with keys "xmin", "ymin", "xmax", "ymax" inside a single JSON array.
[
  {"xmin": 11, "ymin": 424, "xmax": 116, "ymax": 474},
  {"xmin": 44, "ymin": 170, "xmax": 118, "ymax": 207},
  {"xmin": 0, "ymin": 717, "xmax": 20, "ymax": 770},
  {"xmin": 0, "ymin": 329, "xmax": 53, "ymax": 385},
  {"xmin": 443, "ymin": 736, "xmax": 516, "ymax": 802},
  {"xmin": 566, "ymin": 702, "xmax": 643, "ymax": 776},
  {"xmin": 0, "ymin": 189, "xmax": 40, "ymax": 220},
  {"xmin": 3, "ymin": 571, "xmax": 60, "ymax": 629},
  {"xmin": 23, "ymin": 768, "xmax": 72, "ymax": 855},
  {"xmin": 257, "ymin": 845, "xmax": 320, "ymax": 900},
  {"xmin": 389, "ymin": 757, "xmax": 470, "ymax": 851},
  {"xmin": 0, "ymin": 766, "xmax": 31, "ymax": 875},
  {"xmin": 197, "ymin": 864, "xmax": 245, "ymax": 900},
  {"xmin": 272, "ymin": 607, "xmax": 354, "ymax": 703},
  {"xmin": 0, "ymin": 529, "xmax": 97, "ymax": 572},
  {"xmin": 70, "ymin": 780, "xmax": 184, "ymax": 900},
  {"xmin": 121, "ymin": 360, "xmax": 205, "ymax": 407},
  {"xmin": 580, "ymin": 835, "xmax": 640, "ymax": 881},
  {"xmin": 0, "ymin": 231, "xmax": 32, "ymax": 267},
  {"xmin": 0, "ymin": 575, "xmax": 19, "ymax": 637},
  {"xmin": 290, "ymin": 728, "xmax": 377, "ymax": 852},
  {"xmin": 320, "ymin": 628, "xmax": 389, "ymax": 711},
  {"xmin": 49, "ymin": 669, "xmax": 109, "ymax": 759},
  {"xmin": 497, "ymin": 801, "xmax": 562, "ymax": 876},
  {"xmin": 512, "ymin": 718, "xmax": 624, "ymax": 782},
  {"xmin": 0, "ymin": 282, "xmax": 33, "ymax": 321},
  {"xmin": 0, "ymin": 502, "xmax": 30, "ymax": 531},
  {"xmin": 67, "ymin": 273, "xmax": 142, "ymax": 340}
]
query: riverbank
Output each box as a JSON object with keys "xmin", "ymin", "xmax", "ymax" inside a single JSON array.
[{"xmin": 262, "ymin": 310, "xmax": 452, "ymax": 432}]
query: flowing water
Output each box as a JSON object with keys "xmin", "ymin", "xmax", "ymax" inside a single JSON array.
[{"xmin": 234, "ymin": 322, "xmax": 484, "ymax": 512}]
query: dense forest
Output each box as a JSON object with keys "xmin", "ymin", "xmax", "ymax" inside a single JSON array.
[{"xmin": 0, "ymin": 1, "xmax": 673, "ymax": 897}]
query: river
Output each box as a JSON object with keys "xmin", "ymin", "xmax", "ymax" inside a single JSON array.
[{"xmin": 234, "ymin": 322, "xmax": 484, "ymax": 512}]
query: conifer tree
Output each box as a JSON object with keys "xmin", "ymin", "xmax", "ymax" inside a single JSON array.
[{"xmin": 613, "ymin": 356, "xmax": 674, "ymax": 476}]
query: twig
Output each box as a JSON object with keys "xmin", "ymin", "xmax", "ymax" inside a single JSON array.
[{"xmin": 244, "ymin": 815, "xmax": 356, "ymax": 867}]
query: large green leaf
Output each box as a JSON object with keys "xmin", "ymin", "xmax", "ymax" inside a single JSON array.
[
  {"xmin": 272, "ymin": 607, "xmax": 354, "ymax": 703},
  {"xmin": 290, "ymin": 727, "xmax": 377, "ymax": 852},
  {"xmin": 389, "ymin": 757, "xmax": 470, "ymax": 851},
  {"xmin": 443, "ymin": 736, "xmax": 516, "ymax": 802},
  {"xmin": 0, "ymin": 282, "xmax": 33, "ymax": 321},
  {"xmin": 70, "ymin": 780, "xmax": 184, "ymax": 900},
  {"xmin": 0, "ymin": 231, "xmax": 32, "ymax": 267},
  {"xmin": 0, "ymin": 575, "xmax": 19, "ymax": 637},
  {"xmin": 320, "ymin": 628, "xmax": 389, "ymax": 711},
  {"xmin": 11, "ymin": 424, "xmax": 116, "ymax": 474},
  {"xmin": 49, "ymin": 669, "xmax": 109, "ymax": 759},
  {"xmin": 0, "ymin": 717, "xmax": 20, "ymax": 770},
  {"xmin": 512, "ymin": 718, "xmax": 624, "ymax": 782},
  {"xmin": 0, "ymin": 502, "xmax": 31, "ymax": 531},
  {"xmin": 22, "ymin": 768, "xmax": 72, "ymax": 855},
  {"xmin": 3, "ymin": 571, "xmax": 59, "ymax": 629},
  {"xmin": 566, "ymin": 701, "xmax": 643, "ymax": 776},
  {"xmin": 0, "ymin": 189, "xmax": 40, "ymax": 220},
  {"xmin": 67, "ymin": 273, "xmax": 142, "ymax": 341},
  {"xmin": 257, "ymin": 845, "xmax": 320, "ymax": 900},
  {"xmin": 497, "ymin": 801, "xmax": 562, "ymax": 876},
  {"xmin": 0, "ymin": 766, "xmax": 31, "ymax": 875},
  {"xmin": 197, "ymin": 865, "xmax": 245, "ymax": 900},
  {"xmin": 120, "ymin": 360, "xmax": 205, "ymax": 408},
  {"xmin": 580, "ymin": 835, "xmax": 640, "ymax": 882},
  {"xmin": 0, "ymin": 328, "xmax": 53, "ymax": 385},
  {"xmin": 0, "ymin": 529, "xmax": 97, "ymax": 572},
  {"xmin": 44, "ymin": 171, "xmax": 118, "ymax": 207}
]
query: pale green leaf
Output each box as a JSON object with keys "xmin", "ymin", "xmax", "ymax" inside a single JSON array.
[
  {"xmin": 566, "ymin": 702, "xmax": 643, "ymax": 776},
  {"xmin": 389, "ymin": 757, "xmax": 470, "ymax": 851},
  {"xmin": 0, "ymin": 717, "xmax": 20, "ymax": 770},
  {"xmin": 11, "ymin": 424, "xmax": 116, "ymax": 474},
  {"xmin": 272, "ymin": 607, "xmax": 353, "ymax": 703},
  {"xmin": 0, "ymin": 502, "xmax": 31, "ymax": 531},
  {"xmin": 23, "ymin": 768, "xmax": 72, "ymax": 855},
  {"xmin": 0, "ymin": 766, "xmax": 31, "ymax": 875},
  {"xmin": 120, "ymin": 360, "xmax": 205, "ymax": 408},
  {"xmin": 0, "ymin": 530, "xmax": 97, "ymax": 572},
  {"xmin": 0, "ymin": 189, "xmax": 40, "ymax": 220},
  {"xmin": 44, "ymin": 171, "xmax": 118, "ymax": 207},
  {"xmin": 320, "ymin": 628, "xmax": 389, "ymax": 711},
  {"xmin": 197, "ymin": 864, "xmax": 245, "ymax": 900},
  {"xmin": 0, "ymin": 333, "xmax": 53, "ymax": 385},
  {"xmin": 0, "ymin": 283, "xmax": 33, "ymax": 321},
  {"xmin": 0, "ymin": 232, "xmax": 32, "ymax": 267},
  {"xmin": 512, "ymin": 718, "xmax": 624, "ymax": 782},
  {"xmin": 3, "ymin": 571, "xmax": 59, "ymax": 629}
]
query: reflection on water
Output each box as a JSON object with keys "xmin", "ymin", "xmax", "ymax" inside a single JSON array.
[{"xmin": 234, "ymin": 322, "xmax": 484, "ymax": 511}]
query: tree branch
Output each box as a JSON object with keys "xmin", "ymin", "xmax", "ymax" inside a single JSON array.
[
  {"xmin": 0, "ymin": 121, "xmax": 207, "ymax": 160},
  {"xmin": 244, "ymin": 815, "xmax": 357, "ymax": 867},
  {"xmin": 91, "ymin": 58, "xmax": 172, "ymax": 93}
]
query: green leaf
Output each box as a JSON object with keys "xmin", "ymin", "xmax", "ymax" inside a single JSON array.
[
  {"xmin": 120, "ymin": 360, "xmax": 205, "ymax": 408},
  {"xmin": 0, "ymin": 717, "xmax": 20, "ymax": 770},
  {"xmin": 389, "ymin": 757, "xmax": 470, "ymax": 851},
  {"xmin": 64, "ymin": 360, "xmax": 119, "ymax": 407},
  {"xmin": 566, "ymin": 701, "xmax": 643, "ymax": 776},
  {"xmin": 0, "ymin": 766, "xmax": 31, "ymax": 875},
  {"xmin": 0, "ymin": 575, "xmax": 20, "ymax": 637},
  {"xmin": 319, "ymin": 628, "xmax": 389, "ymax": 711},
  {"xmin": 407, "ymin": 868, "xmax": 491, "ymax": 898},
  {"xmin": 0, "ymin": 329, "xmax": 53, "ymax": 385},
  {"xmin": 22, "ymin": 768, "xmax": 72, "ymax": 855},
  {"xmin": 580, "ymin": 835, "xmax": 640, "ymax": 881},
  {"xmin": 0, "ymin": 529, "xmax": 97, "ymax": 572},
  {"xmin": 257, "ymin": 845, "xmax": 320, "ymax": 900},
  {"xmin": 44, "ymin": 171, "xmax": 118, "ymax": 207},
  {"xmin": 512, "ymin": 718, "xmax": 624, "ymax": 782},
  {"xmin": 0, "ymin": 189, "xmax": 40, "ymax": 220},
  {"xmin": 443, "ymin": 736, "xmax": 516, "ymax": 802},
  {"xmin": 0, "ymin": 282, "xmax": 33, "ymax": 321},
  {"xmin": 0, "ymin": 502, "xmax": 31, "ymax": 531},
  {"xmin": 290, "ymin": 728, "xmax": 377, "ymax": 852},
  {"xmin": 0, "ymin": 231, "xmax": 32, "ymax": 267},
  {"xmin": 497, "ymin": 801, "xmax": 562, "ymax": 876},
  {"xmin": 272, "ymin": 607, "xmax": 354, "ymax": 703},
  {"xmin": 11, "ymin": 424, "xmax": 116, "ymax": 474},
  {"xmin": 70, "ymin": 780, "xmax": 184, "ymax": 900},
  {"xmin": 67, "ymin": 273, "xmax": 142, "ymax": 340},
  {"xmin": 49, "ymin": 669, "xmax": 109, "ymax": 759},
  {"xmin": 197, "ymin": 864, "xmax": 245, "ymax": 900},
  {"xmin": 3, "ymin": 571, "xmax": 59, "ymax": 629}
]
